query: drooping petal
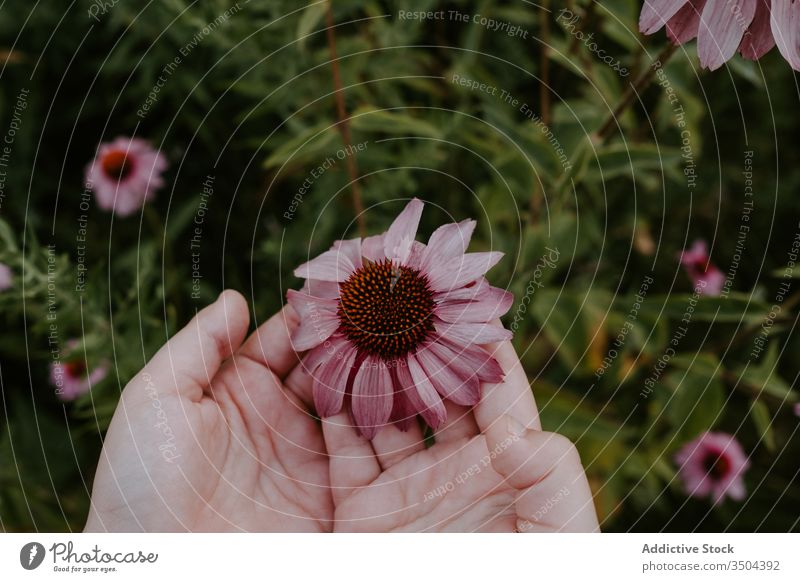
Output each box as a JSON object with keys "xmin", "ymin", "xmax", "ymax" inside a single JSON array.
[
  {"xmin": 435, "ymin": 320, "xmax": 513, "ymax": 346},
  {"xmin": 396, "ymin": 355, "xmax": 447, "ymax": 429},
  {"xmin": 770, "ymin": 0, "xmax": 800, "ymax": 70},
  {"xmin": 415, "ymin": 345, "xmax": 480, "ymax": 406},
  {"xmin": 389, "ymin": 366, "xmax": 418, "ymax": 430},
  {"xmin": 294, "ymin": 247, "xmax": 358, "ymax": 282},
  {"xmin": 351, "ymin": 356, "xmax": 394, "ymax": 439},
  {"xmin": 312, "ymin": 342, "xmax": 357, "ymax": 417},
  {"xmin": 697, "ymin": 0, "xmax": 757, "ymax": 70},
  {"xmin": 434, "ymin": 278, "xmax": 490, "ymax": 303},
  {"xmin": 426, "ymin": 251, "xmax": 504, "ymax": 293},
  {"xmin": 435, "ymin": 286, "xmax": 514, "ymax": 323},
  {"xmin": 640, "ymin": 0, "xmax": 691, "ymax": 34},
  {"xmin": 666, "ymin": 0, "xmax": 707, "ymax": 44},
  {"xmin": 740, "ymin": 0, "xmax": 775, "ymax": 59},
  {"xmin": 434, "ymin": 336, "xmax": 505, "ymax": 383},
  {"xmin": 383, "ymin": 198, "xmax": 424, "ymax": 263},
  {"xmin": 303, "ymin": 334, "xmax": 348, "ymax": 373},
  {"xmin": 286, "ymin": 290, "xmax": 340, "ymax": 351},
  {"xmin": 419, "ymin": 219, "xmax": 476, "ymax": 272}
]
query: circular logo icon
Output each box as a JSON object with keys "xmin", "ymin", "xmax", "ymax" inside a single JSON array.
[{"xmin": 20, "ymin": 542, "xmax": 46, "ymax": 570}]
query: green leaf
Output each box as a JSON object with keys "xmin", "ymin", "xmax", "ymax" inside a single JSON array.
[
  {"xmin": 296, "ymin": 1, "xmax": 327, "ymax": 50},
  {"xmin": 664, "ymin": 353, "xmax": 725, "ymax": 442},
  {"xmin": 750, "ymin": 399, "xmax": 776, "ymax": 452},
  {"xmin": 350, "ymin": 105, "xmax": 443, "ymax": 139},
  {"xmin": 639, "ymin": 293, "xmax": 771, "ymax": 323}
]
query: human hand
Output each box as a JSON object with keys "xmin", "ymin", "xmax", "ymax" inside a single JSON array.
[
  {"xmin": 319, "ymin": 336, "xmax": 600, "ymax": 532},
  {"xmin": 85, "ymin": 291, "xmax": 332, "ymax": 531}
]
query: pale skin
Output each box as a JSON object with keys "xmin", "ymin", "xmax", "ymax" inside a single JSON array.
[{"xmin": 85, "ymin": 290, "xmax": 599, "ymax": 532}]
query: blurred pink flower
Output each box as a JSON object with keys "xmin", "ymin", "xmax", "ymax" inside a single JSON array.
[
  {"xmin": 0, "ymin": 262, "xmax": 12, "ymax": 291},
  {"xmin": 85, "ymin": 137, "xmax": 167, "ymax": 216},
  {"xmin": 640, "ymin": 0, "xmax": 800, "ymax": 71},
  {"xmin": 50, "ymin": 357, "xmax": 108, "ymax": 401},
  {"xmin": 679, "ymin": 239, "xmax": 725, "ymax": 295},
  {"xmin": 288, "ymin": 198, "xmax": 513, "ymax": 438},
  {"xmin": 675, "ymin": 431, "xmax": 750, "ymax": 504},
  {"xmin": 794, "ymin": 402, "xmax": 800, "ymax": 417}
]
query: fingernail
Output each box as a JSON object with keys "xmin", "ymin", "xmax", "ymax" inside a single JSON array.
[{"xmin": 506, "ymin": 415, "xmax": 529, "ymax": 438}]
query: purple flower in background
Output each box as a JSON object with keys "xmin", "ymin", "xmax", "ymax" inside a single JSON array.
[
  {"xmin": 0, "ymin": 262, "xmax": 12, "ymax": 292},
  {"xmin": 675, "ymin": 431, "xmax": 750, "ymax": 504},
  {"xmin": 288, "ymin": 199, "xmax": 513, "ymax": 439},
  {"xmin": 50, "ymin": 354, "xmax": 108, "ymax": 401},
  {"xmin": 640, "ymin": 0, "xmax": 800, "ymax": 71},
  {"xmin": 679, "ymin": 239, "xmax": 725, "ymax": 295},
  {"xmin": 85, "ymin": 137, "xmax": 167, "ymax": 217}
]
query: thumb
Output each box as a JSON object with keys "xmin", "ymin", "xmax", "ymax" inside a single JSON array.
[
  {"xmin": 485, "ymin": 415, "xmax": 600, "ymax": 532},
  {"xmin": 133, "ymin": 290, "xmax": 250, "ymax": 402}
]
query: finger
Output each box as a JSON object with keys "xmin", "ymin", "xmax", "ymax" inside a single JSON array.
[
  {"xmin": 134, "ymin": 290, "xmax": 249, "ymax": 402},
  {"xmin": 474, "ymin": 324, "xmax": 540, "ymax": 433},
  {"xmin": 282, "ymin": 355, "xmax": 316, "ymax": 409},
  {"xmin": 434, "ymin": 401, "xmax": 479, "ymax": 445},
  {"xmin": 370, "ymin": 422, "xmax": 425, "ymax": 470},
  {"xmin": 322, "ymin": 412, "xmax": 381, "ymax": 506},
  {"xmin": 238, "ymin": 304, "xmax": 302, "ymax": 380},
  {"xmin": 486, "ymin": 416, "xmax": 599, "ymax": 532}
]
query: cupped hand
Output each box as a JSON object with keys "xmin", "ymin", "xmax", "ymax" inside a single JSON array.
[
  {"xmin": 319, "ymin": 338, "xmax": 601, "ymax": 532},
  {"xmin": 85, "ymin": 291, "xmax": 332, "ymax": 532}
]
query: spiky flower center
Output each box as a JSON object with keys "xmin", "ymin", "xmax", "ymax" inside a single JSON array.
[
  {"xmin": 338, "ymin": 259, "xmax": 436, "ymax": 359},
  {"xmin": 102, "ymin": 150, "xmax": 134, "ymax": 181}
]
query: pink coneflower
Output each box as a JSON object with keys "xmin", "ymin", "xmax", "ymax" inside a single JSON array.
[
  {"xmin": 640, "ymin": 0, "xmax": 800, "ymax": 71},
  {"xmin": 288, "ymin": 199, "xmax": 513, "ymax": 438},
  {"xmin": 679, "ymin": 239, "xmax": 725, "ymax": 295},
  {"xmin": 0, "ymin": 262, "xmax": 12, "ymax": 292},
  {"xmin": 50, "ymin": 356, "xmax": 108, "ymax": 401},
  {"xmin": 85, "ymin": 137, "xmax": 167, "ymax": 216},
  {"xmin": 675, "ymin": 431, "xmax": 750, "ymax": 504}
]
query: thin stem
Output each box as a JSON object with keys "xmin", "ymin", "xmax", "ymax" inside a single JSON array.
[
  {"xmin": 539, "ymin": 0, "xmax": 551, "ymax": 126},
  {"xmin": 325, "ymin": 0, "xmax": 366, "ymax": 236},
  {"xmin": 595, "ymin": 43, "xmax": 678, "ymax": 142}
]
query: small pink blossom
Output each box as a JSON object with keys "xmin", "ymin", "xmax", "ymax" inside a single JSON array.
[
  {"xmin": 794, "ymin": 402, "xmax": 800, "ymax": 417},
  {"xmin": 640, "ymin": 0, "xmax": 800, "ymax": 72},
  {"xmin": 679, "ymin": 239, "xmax": 725, "ymax": 296},
  {"xmin": 288, "ymin": 198, "xmax": 513, "ymax": 439},
  {"xmin": 85, "ymin": 137, "xmax": 167, "ymax": 217},
  {"xmin": 50, "ymin": 354, "xmax": 108, "ymax": 401},
  {"xmin": 0, "ymin": 262, "xmax": 12, "ymax": 292},
  {"xmin": 675, "ymin": 431, "xmax": 750, "ymax": 504}
]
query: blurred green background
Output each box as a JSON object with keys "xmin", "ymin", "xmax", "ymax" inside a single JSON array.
[{"xmin": 0, "ymin": 0, "xmax": 798, "ymax": 531}]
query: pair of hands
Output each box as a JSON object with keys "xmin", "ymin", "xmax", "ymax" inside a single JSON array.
[{"xmin": 85, "ymin": 291, "xmax": 599, "ymax": 532}]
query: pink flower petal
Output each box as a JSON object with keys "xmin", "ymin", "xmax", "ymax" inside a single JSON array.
[
  {"xmin": 332, "ymin": 238, "xmax": 363, "ymax": 272},
  {"xmin": 351, "ymin": 356, "xmax": 394, "ymax": 439},
  {"xmin": 740, "ymin": 0, "xmax": 775, "ymax": 59},
  {"xmin": 362, "ymin": 234, "xmax": 385, "ymax": 262},
  {"xmin": 640, "ymin": 0, "xmax": 691, "ymax": 34},
  {"xmin": 419, "ymin": 219, "xmax": 476, "ymax": 272},
  {"xmin": 389, "ymin": 367, "xmax": 417, "ymax": 430},
  {"xmin": 435, "ymin": 286, "xmax": 514, "ymax": 323},
  {"xmin": 434, "ymin": 278, "xmax": 490, "ymax": 303},
  {"xmin": 770, "ymin": 0, "xmax": 800, "ymax": 70},
  {"xmin": 301, "ymin": 278, "xmax": 341, "ymax": 299},
  {"xmin": 434, "ymin": 337, "xmax": 505, "ymax": 383},
  {"xmin": 425, "ymin": 251, "xmax": 504, "ymax": 293},
  {"xmin": 435, "ymin": 320, "xmax": 513, "ymax": 346},
  {"xmin": 294, "ymin": 246, "xmax": 359, "ymax": 282},
  {"xmin": 383, "ymin": 198, "xmax": 424, "ymax": 263},
  {"xmin": 396, "ymin": 355, "xmax": 446, "ymax": 429},
  {"xmin": 666, "ymin": 0, "xmax": 707, "ymax": 44},
  {"xmin": 415, "ymin": 345, "xmax": 480, "ymax": 406},
  {"xmin": 697, "ymin": 0, "xmax": 757, "ymax": 70},
  {"xmin": 286, "ymin": 290, "xmax": 340, "ymax": 351},
  {"xmin": 312, "ymin": 342, "xmax": 358, "ymax": 418}
]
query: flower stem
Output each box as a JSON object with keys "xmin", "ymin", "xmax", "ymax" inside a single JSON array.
[
  {"xmin": 325, "ymin": 0, "xmax": 366, "ymax": 237},
  {"xmin": 595, "ymin": 43, "xmax": 678, "ymax": 142}
]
